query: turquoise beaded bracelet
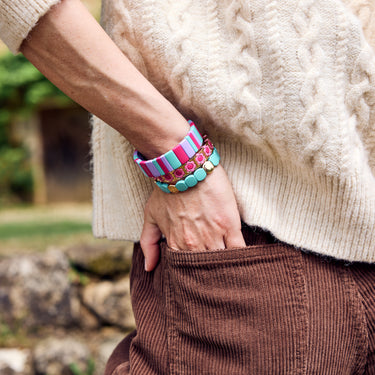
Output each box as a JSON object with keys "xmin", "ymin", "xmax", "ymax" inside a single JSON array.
[
  {"xmin": 155, "ymin": 148, "xmax": 220, "ymax": 193},
  {"xmin": 154, "ymin": 135, "xmax": 214, "ymax": 184}
]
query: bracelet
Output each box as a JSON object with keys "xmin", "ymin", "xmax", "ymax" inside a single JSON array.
[
  {"xmin": 154, "ymin": 136, "xmax": 214, "ymax": 184},
  {"xmin": 133, "ymin": 120, "xmax": 203, "ymax": 178},
  {"xmin": 155, "ymin": 148, "xmax": 220, "ymax": 194}
]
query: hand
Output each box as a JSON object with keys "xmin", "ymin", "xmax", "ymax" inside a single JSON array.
[{"xmin": 140, "ymin": 164, "xmax": 246, "ymax": 271}]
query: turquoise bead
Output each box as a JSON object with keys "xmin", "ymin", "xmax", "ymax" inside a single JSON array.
[
  {"xmin": 165, "ymin": 150, "xmax": 181, "ymax": 169},
  {"xmin": 193, "ymin": 168, "xmax": 207, "ymax": 181},
  {"xmin": 176, "ymin": 180, "xmax": 188, "ymax": 192},
  {"xmin": 185, "ymin": 174, "xmax": 198, "ymax": 187},
  {"xmin": 209, "ymin": 148, "xmax": 220, "ymax": 166},
  {"xmin": 191, "ymin": 125, "xmax": 203, "ymax": 144},
  {"xmin": 187, "ymin": 136, "xmax": 199, "ymax": 152},
  {"xmin": 156, "ymin": 181, "xmax": 171, "ymax": 194}
]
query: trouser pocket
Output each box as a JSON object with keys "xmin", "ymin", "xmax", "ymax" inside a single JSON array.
[
  {"xmin": 129, "ymin": 239, "xmax": 308, "ymax": 375},
  {"xmin": 109, "ymin": 226, "xmax": 371, "ymax": 375},
  {"xmin": 163, "ymin": 242, "xmax": 308, "ymax": 375}
]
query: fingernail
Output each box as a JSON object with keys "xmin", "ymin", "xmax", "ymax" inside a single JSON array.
[{"xmin": 144, "ymin": 259, "xmax": 149, "ymax": 272}]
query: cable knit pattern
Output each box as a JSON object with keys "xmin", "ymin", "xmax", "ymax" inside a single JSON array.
[
  {"xmin": 331, "ymin": 0, "xmax": 375, "ymax": 176},
  {"xmin": 334, "ymin": 6, "xmax": 354, "ymax": 177},
  {"xmin": 263, "ymin": 1, "xmax": 288, "ymax": 159},
  {"xmin": 159, "ymin": 0, "xmax": 199, "ymax": 116},
  {"xmin": 204, "ymin": 0, "xmax": 227, "ymax": 139},
  {"xmin": 1, "ymin": 0, "xmax": 375, "ymax": 262},
  {"xmin": 292, "ymin": 1, "xmax": 329, "ymax": 171},
  {"xmin": 347, "ymin": 41, "xmax": 375, "ymax": 176},
  {"xmin": 221, "ymin": 0, "xmax": 263, "ymax": 146},
  {"xmin": 343, "ymin": 0, "xmax": 375, "ymax": 45}
]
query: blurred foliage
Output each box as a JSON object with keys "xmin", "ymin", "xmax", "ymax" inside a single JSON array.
[
  {"xmin": 0, "ymin": 147, "xmax": 33, "ymax": 203},
  {"xmin": 0, "ymin": 319, "xmax": 30, "ymax": 347},
  {"xmin": 0, "ymin": 52, "xmax": 73, "ymax": 204},
  {"xmin": 68, "ymin": 266, "xmax": 91, "ymax": 287},
  {"xmin": 69, "ymin": 359, "xmax": 96, "ymax": 375}
]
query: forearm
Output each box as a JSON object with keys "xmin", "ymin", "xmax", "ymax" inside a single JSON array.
[
  {"xmin": 18, "ymin": 0, "xmax": 245, "ymax": 264},
  {"xmin": 20, "ymin": 0, "xmax": 190, "ymax": 159}
]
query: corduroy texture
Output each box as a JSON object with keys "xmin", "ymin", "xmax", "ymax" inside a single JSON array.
[
  {"xmin": 105, "ymin": 226, "xmax": 375, "ymax": 375},
  {"xmin": 0, "ymin": 0, "xmax": 61, "ymax": 54}
]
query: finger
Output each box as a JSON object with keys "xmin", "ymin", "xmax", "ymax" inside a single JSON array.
[
  {"xmin": 173, "ymin": 229, "xmax": 226, "ymax": 251},
  {"xmin": 224, "ymin": 229, "xmax": 246, "ymax": 249},
  {"xmin": 171, "ymin": 222, "xmax": 226, "ymax": 251},
  {"xmin": 140, "ymin": 216, "xmax": 162, "ymax": 272}
]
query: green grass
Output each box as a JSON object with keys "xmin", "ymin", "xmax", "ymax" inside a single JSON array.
[
  {"xmin": 0, "ymin": 221, "xmax": 91, "ymax": 241},
  {"xmin": 0, "ymin": 223, "xmax": 98, "ymax": 255},
  {"xmin": 0, "ymin": 203, "xmax": 125, "ymax": 255},
  {"xmin": 0, "ymin": 221, "xmax": 91, "ymax": 240}
]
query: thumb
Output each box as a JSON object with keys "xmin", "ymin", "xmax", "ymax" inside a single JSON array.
[{"xmin": 140, "ymin": 211, "xmax": 162, "ymax": 272}]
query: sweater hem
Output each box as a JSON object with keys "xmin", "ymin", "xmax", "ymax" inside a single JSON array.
[{"xmin": 92, "ymin": 135, "xmax": 375, "ymax": 263}]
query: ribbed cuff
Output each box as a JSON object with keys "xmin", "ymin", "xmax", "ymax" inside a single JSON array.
[{"xmin": 0, "ymin": 0, "xmax": 61, "ymax": 54}]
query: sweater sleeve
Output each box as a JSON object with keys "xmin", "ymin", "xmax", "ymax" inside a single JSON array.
[{"xmin": 0, "ymin": 0, "xmax": 61, "ymax": 54}]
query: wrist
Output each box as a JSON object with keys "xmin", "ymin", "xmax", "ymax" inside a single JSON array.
[
  {"xmin": 137, "ymin": 113, "xmax": 191, "ymax": 159},
  {"xmin": 133, "ymin": 121, "xmax": 221, "ymax": 194},
  {"xmin": 134, "ymin": 119, "xmax": 204, "ymax": 178}
]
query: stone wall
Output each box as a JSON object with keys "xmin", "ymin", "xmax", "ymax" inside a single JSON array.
[{"xmin": 0, "ymin": 243, "xmax": 134, "ymax": 375}]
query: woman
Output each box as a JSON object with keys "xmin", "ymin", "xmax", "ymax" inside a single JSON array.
[{"xmin": 1, "ymin": 0, "xmax": 375, "ymax": 373}]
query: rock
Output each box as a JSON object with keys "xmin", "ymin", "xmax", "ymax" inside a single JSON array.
[
  {"xmin": 69, "ymin": 285, "xmax": 101, "ymax": 330},
  {"xmin": 0, "ymin": 249, "xmax": 75, "ymax": 330},
  {"xmin": 65, "ymin": 242, "xmax": 133, "ymax": 277},
  {"xmin": 33, "ymin": 337, "xmax": 91, "ymax": 375},
  {"xmin": 0, "ymin": 349, "xmax": 32, "ymax": 375},
  {"xmin": 77, "ymin": 302, "xmax": 101, "ymax": 330},
  {"xmin": 82, "ymin": 277, "xmax": 135, "ymax": 329},
  {"xmin": 95, "ymin": 333, "xmax": 127, "ymax": 375}
]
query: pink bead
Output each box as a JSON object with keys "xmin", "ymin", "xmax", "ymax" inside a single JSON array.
[{"xmin": 173, "ymin": 144, "xmax": 189, "ymax": 164}]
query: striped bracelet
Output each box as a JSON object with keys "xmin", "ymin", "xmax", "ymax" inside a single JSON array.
[
  {"xmin": 133, "ymin": 120, "xmax": 203, "ymax": 178},
  {"xmin": 154, "ymin": 136, "xmax": 214, "ymax": 184},
  {"xmin": 155, "ymin": 148, "xmax": 221, "ymax": 194}
]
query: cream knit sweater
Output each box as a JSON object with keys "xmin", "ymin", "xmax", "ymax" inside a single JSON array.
[{"xmin": 1, "ymin": 0, "xmax": 375, "ymax": 262}]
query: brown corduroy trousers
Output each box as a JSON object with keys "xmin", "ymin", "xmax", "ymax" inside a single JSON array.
[{"xmin": 105, "ymin": 225, "xmax": 375, "ymax": 375}]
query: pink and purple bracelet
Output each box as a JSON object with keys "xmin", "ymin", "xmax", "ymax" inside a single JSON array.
[
  {"xmin": 133, "ymin": 119, "xmax": 221, "ymax": 193},
  {"xmin": 133, "ymin": 120, "xmax": 203, "ymax": 178},
  {"xmin": 154, "ymin": 136, "xmax": 214, "ymax": 184}
]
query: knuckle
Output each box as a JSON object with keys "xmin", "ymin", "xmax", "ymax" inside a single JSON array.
[
  {"xmin": 212, "ymin": 215, "xmax": 231, "ymax": 231},
  {"xmin": 181, "ymin": 229, "xmax": 199, "ymax": 250},
  {"xmin": 184, "ymin": 238, "xmax": 199, "ymax": 250}
]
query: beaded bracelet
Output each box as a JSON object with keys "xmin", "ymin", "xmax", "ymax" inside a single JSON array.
[
  {"xmin": 154, "ymin": 136, "xmax": 214, "ymax": 184},
  {"xmin": 155, "ymin": 148, "xmax": 221, "ymax": 194},
  {"xmin": 133, "ymin": 120, "xmax": 203, "ymax": 178}
]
